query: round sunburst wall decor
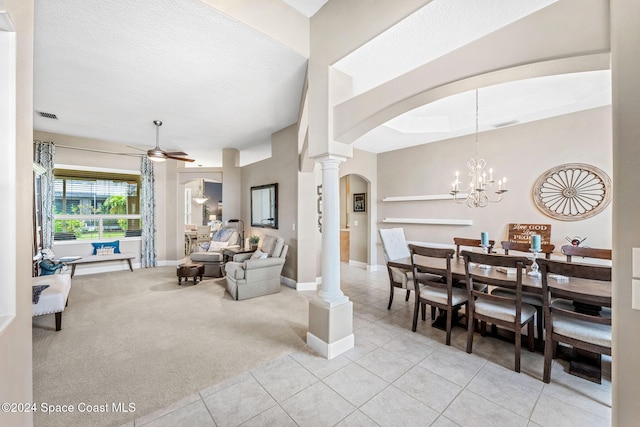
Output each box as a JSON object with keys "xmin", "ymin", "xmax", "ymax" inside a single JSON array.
[{"xmin": 532, "ymin": 163, "xmax": 612, "ymax": 221}]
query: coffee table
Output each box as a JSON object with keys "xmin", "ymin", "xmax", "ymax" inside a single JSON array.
[{"xmin": 177, "ymin": 263, "xmax": 204, "ymax": 285}]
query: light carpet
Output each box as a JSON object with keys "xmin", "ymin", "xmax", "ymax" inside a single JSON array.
[{"xmin": 32, "ymin": 266, "xmax": 310, "ymax": 427}]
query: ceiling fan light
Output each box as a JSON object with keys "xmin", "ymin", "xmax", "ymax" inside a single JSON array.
[{"xmin": 149, "ymin": 156, "xmax": 166, "ymax": 163}]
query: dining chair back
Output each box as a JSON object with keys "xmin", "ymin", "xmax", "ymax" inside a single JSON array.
[
  {"xmin": 196, "ymin": 226, "xmax": 211, "ymax": 244},
  {"xmin": 461, "ymin": 251, "xmax": 535, "ymax": 373},
  {"xmin": 561, "ymin": 245, "xmax": 612, "ymax": 262},
  {"xmin": 379, "ymin": 228, "xmax": 413, "ymax": 309},
  {"xmin": 501, "ymin": 241, "xmax": 555, "ymax": 259},
  {"xmin": 454, "ymin": 237, "xmax": 495, "ymax": 258},
  {"xmin": 537, "ymin": 258, "xmax": 612, "ymax": 383},
  {"xmin": 409, "ymin": 245, "xmax": 465, "ymax": 345}
]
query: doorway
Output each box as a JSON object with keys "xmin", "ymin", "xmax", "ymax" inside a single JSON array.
[{"xmin": 339, "ymin": 174, "xmax": 369, "ymax": 266}]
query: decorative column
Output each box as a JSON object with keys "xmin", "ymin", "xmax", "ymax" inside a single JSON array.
[{"xmin": 307, "ymin": 156, "xmax": 354, "ymax": 359}]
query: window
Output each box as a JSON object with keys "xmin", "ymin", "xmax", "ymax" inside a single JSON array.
[{"xmin": 53, "ymin": 169, "xmax": 142, "ymax": 241}]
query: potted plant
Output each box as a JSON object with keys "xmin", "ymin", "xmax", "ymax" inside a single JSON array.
[{"xmin": 249, "ymin": 235, "xmax": 260, "ymax": 250}]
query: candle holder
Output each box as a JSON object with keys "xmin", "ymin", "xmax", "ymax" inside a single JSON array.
[
  {"xmin": 528, "ymin": 249, "xmax": 541, "ymax": 277},
  {"xmin": 478, "ymin": 244, "xmax": 491, "ymax": 269}
]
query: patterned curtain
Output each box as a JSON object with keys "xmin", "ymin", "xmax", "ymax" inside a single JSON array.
[
  {"xmin": 140, "ymin": 156, "xmax": 157, "ymax": 267},
  {"xmin": 33, "ymin": 141, "xmax": 55, "ymax": 249}
]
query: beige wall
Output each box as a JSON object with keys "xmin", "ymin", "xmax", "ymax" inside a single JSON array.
[
  {"xmin": 377, "ymin": 106, "xmax": 612, "ymax": 265},
  {"xmin": 0, "ymin": 1, "xmax": 34, "ymax": 426},
  {"xmin": 241, "ymin": 125, "xmax": 298, "ymax": 281},
  {"xmin": 611, "ymin": 0, "xmax": 640, "ymax": 423}
]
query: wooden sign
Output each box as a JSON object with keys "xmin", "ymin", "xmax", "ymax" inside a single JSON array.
[{"xmin": 508, "ymin": 223, "xmax": 551, "ymax": 245}]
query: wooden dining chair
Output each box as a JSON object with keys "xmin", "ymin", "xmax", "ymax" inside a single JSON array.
[
  {"xmin": 493, "ymin": 241, "xmax": 556, "ymax": 344},
  {"xmin": 561, "ymin": 245, "xmax": 612, "ymax": 262},
  {"xmin": 537, "ymin": 259, "xmax": 611, "ymax": 383},
  {"xmin": 454, "ymin": 237, "xmax": 495, "ymax": 258},
  {"xmin": 461, "ymin": 251, "xmax": 536, "ymax": 373},
  {"xmin": 409, "ymin": 245, "xmax": 466, "ymax": 345},
  {"xmin": 501, "ymin": 241, "xmax": 555, "ymax": 259}
]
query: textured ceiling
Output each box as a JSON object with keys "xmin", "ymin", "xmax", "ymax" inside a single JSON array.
[{"xmin": 34, "ymin": 0, "xmax": 307, "ymax": 167}]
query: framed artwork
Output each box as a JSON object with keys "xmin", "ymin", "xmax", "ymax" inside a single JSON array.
[{"xmin": 353, "ymin": 193, "xmax": 366, "ymax": 212}]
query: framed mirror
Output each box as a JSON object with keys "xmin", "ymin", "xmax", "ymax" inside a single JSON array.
[{"xmin": 251, "ymin": 183, "xmax": 278, "ymax": 229}]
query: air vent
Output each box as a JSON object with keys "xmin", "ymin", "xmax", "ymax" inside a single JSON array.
[
  {"xmin": 37, "ymin": 111, "xmax": 58, "ymax": 120},
  {"xmin": 493, "ymin": 119, "xmax": 519, "ymax": 128}
]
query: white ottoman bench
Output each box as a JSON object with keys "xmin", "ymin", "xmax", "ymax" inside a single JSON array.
[{"xmin": 32, "ymin": 273, "xmax": 71, "ymax": 331}]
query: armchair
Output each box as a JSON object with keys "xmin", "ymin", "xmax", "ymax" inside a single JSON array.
[
  {"xmin": 189, "ymin": 224, "xmax": 241, "ymax": 277},
  {"xmin": 224, "ymin": 235, "xmax": 288, "ymax": 300}
]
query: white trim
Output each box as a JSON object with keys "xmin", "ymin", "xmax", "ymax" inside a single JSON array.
[
  {"xmin": 348, "ymin": 260, "xmax": 367, "ymax": 269},
  {"xmin": 281, "ymin": 276, "xmax": 297, "ymax": 289},
  {"xmin": 370, "ymin": 264, "xmax": 386, "ymax": 272},
  {"xmin": 54, "ymin": 163, "xmax": 141, "ymax": 175},
  {"xmin": 306, "ymin": 332, "xmax": 354, "ymax": 359},
  {"xmin": 158, "ymin": 259, "xmax": 182, "ymax": 267},
  {"xmin": 382, "ymin": 193, "xmax": 468, "ymax": 202},
  {"xmin": 296, "ymin": 282, "xmax": 318, "ymax": 291},
  {"xmin": 382, "ymin": 218, "xmax": 473, "ymax": 226}
]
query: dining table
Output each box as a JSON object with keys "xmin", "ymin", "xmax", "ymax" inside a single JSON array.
[
  {"xmin": 388, "ymin": 251, "xmax": 612, "ymax": 382},
  {"xmin": 387, "ymin": 255, "xmax": 611, "ymax": 304}
]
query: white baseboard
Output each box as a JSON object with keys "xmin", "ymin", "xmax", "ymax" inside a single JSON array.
[
  {"xmin": 348, "ymin": 260, "xmax": 367, "ymax": 269},
  {"xmin": 281, "ymin": 276, "xmax": 296, "ymax": 289},
  {"xmin": 370, "ymin": 264, "xmax": 386, "ymax": 272},
  {"xmin": 306, "ymin": 332, "xmax": 354, "ymax": 359},
  {"xmin": 296, "ymin": 282, "xmax": 318, "ymax": 291}
]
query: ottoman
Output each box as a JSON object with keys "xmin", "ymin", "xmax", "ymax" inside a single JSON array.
[{"xmin": 177, "ymin": 263, "xmax": 204, "ymax": 285}]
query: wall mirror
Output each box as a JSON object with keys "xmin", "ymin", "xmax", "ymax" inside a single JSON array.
[{"xmin": 251, "ymin": 183, "xmax": 278, "ymax": 229}]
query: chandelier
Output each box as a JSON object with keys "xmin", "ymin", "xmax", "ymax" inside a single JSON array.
[
  {"xmin": 450, "ymin": 89, "xmax": 507, "ymax": 207},
  {"xmin": 193, "ymin": 179, "xmax": 209, "ymax": 205}
]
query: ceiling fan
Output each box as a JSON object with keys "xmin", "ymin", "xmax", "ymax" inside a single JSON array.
[{"xmin": 136, "ymin": 120, "xmax": 195, "ymax": 163}]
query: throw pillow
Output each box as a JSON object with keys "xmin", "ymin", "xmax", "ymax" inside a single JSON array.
[
  {"xmin": 250, "ymin": 249, "xmax": 268, "ymax": 260},
  {"xmin": 212, "ymin": 228, "xmax": 234, "ymax": 242},
  {"xmin": 91, "ymin": 241, "xmax": 121, "ymax": 255},
  {"xmin": 32, "ymin": 284, "xmax": 50, "ymax": 304},
  {"xmin": 207, "ymin": 241, "xmax": 229, "ymax": 252}
]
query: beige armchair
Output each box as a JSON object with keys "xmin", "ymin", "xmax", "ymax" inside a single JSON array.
[
  {"xmin": 189, "ymin": 225, "xmax": 241, "ymax": 277},
  {"xmin": 224, "ymin": 235, "xmax": 288, "ymax": 300}
]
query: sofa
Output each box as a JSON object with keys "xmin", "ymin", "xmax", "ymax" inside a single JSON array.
[
  {"xmin": 189, "ymin": 225, "xmax": 241, "ymax": 277},
  {"xmin": 224, "ymin": 235, "xmax": 288, "ymax": 300}
]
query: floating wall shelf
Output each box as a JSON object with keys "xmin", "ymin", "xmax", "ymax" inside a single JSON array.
[
  {"xmin": 382, "ymin": 218, "xmax": 473, "ymax": 226},
  {"xmin": 382, "ymin": 193, "xmax": 469, "ymax": 202}
]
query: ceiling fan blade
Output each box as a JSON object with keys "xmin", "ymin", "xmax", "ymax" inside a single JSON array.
[
  {"xmin": 164, "ymin": 151, "xmax": 189, "ymax": 156},
  {"xmin": 166, "ymin": 154, "xmax": 195, "ymax": 162}
]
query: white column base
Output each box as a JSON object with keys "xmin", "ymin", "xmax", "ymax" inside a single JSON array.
[
  {"xmin": 307, "ymin": 332, "xmax": 354, "ymax": 360},
  {"xmin": 307, "ymin": 298, "xmax": 354, "ymax": 359}
]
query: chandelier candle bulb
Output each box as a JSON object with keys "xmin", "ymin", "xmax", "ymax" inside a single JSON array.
[
  {"xmin": 531, "ymin": 234, "xmax": 541, "ymax": 252},
  {"xmin": 480, "ymin": 231, "xmax": 489, "ymax": 247}
]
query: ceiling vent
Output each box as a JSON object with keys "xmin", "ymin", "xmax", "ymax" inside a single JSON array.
[
  {"xmin": 493, "ymin": 119, "xmax": 519, "ymax": 128},
  {"xmin": 37, "ymin": 111, "xmax": 58, "ymax": 120}
]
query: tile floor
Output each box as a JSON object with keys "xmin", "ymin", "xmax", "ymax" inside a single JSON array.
[{"xmin": 121, "ymin": 265, "xmax": 611, "ymax": 427}]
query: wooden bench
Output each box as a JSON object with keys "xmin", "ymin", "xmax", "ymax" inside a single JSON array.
[{"xmin": 68, "ymin": 253, "xmax": 135, "ymax": 278}]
